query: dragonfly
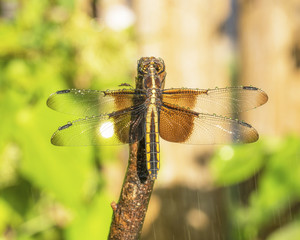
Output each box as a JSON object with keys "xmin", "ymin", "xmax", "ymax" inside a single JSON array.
[{"xmin": 47, "ymin": 57, "xmax": 268, "ymax": 180}]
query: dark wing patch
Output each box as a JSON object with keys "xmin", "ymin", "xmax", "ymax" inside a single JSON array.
[{"xmin": 159, "ymin": 103, "xmax": 196, "ymax": 143}]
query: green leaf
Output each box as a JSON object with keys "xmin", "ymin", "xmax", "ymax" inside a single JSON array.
[{"xmin": 211, "ymin": 141, "xmax": 266, "ymax": 186}]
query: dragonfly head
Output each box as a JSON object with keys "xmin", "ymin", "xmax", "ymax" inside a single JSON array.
[{"xmin": 137, "ymin": 57, "xmax": 166, "ymax": 89}]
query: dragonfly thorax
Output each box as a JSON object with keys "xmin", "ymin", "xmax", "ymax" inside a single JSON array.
[
  {"xmin": 144, "ymin": 74, "xmax": 162, "ymax": 89},
  {"xmin": 145, "ymin": 88, "xmax": 163, "ymax": 106}
]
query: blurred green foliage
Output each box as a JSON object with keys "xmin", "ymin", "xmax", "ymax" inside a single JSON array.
[
  {"xmin": 1, "ymin": 1, "xmax": 300, "ymax": 240},
  {"xmin": 0, "ymin": 0, "xmax": 136, "ymax": 239},
  {"xmin": 211, "ymin": 136, "xmax": 300, "ymax": 240}
]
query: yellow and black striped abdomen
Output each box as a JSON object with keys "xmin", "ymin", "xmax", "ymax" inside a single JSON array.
[{"xmin": 145, "ymin": 105, "xmax": 160, "ymax": 179}]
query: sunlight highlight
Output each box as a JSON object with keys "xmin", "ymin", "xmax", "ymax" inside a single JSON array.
[
  {"xmin": 99, "ymin": 121, "xmax": 114, "ymax": 139},
  {"xmin": 219, "ymin": 145, "xmax": 234, "ymax": 161}
]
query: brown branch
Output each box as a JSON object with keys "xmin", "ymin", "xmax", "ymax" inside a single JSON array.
[{"xmin": 108, "ymin": 139, "xmax": 154, "ymax": 240}]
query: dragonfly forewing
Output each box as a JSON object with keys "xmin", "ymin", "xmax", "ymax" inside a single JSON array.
[
  {"xmin": 162, "ymin": 86, "xmax": 268, "ymax": 115},
  {"xmin": 47, "ymin": 89, "xmax": 146, "ymax": 116}
]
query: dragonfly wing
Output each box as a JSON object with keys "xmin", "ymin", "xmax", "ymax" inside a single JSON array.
[
  {"xmin": 51, "ymin": 105, "xmax": 146, "ymax": 146},
  {"xmin": 162, "ymin": 86, "xmax": 268, "ymax": 114},
  {"xmin": 47, "ymin": 89, "xmax": 146, "ymax": 116},
  {"xmin": 159, "ymin": 103, "xmax": 258, "ymax": 144}
]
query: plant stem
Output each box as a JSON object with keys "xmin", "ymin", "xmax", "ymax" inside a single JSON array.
[{"xmin": 108, "ymin": 140, "xmax": 154, "ymax": 240}]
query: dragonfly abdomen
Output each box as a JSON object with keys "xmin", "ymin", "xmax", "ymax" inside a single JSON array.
[{"xmin": 145, "ymin": 105, "xmax": 160, "ymax": 180}]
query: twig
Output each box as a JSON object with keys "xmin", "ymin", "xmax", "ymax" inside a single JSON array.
[{"xmin": 108, "ymin": 139, "xmax": 155, "ymax": 240}]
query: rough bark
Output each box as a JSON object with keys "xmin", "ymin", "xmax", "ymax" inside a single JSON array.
[{"xmin": 108, "ymin": 119, "xmax": 154, "ymax": 240}]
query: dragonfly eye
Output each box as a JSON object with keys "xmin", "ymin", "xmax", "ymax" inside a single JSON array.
[
  {"xmin": 155, "ymin": 62, "xmax": 164, "ymax": 74},
  {"xmin": 138, "ymin": 64, "xmax": 149, "ymax": 74}
]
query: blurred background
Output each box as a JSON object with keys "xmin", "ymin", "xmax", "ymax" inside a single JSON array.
[{"xmin": 1, "ymin": 0, "xmax": 300, "ymax": 239}]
